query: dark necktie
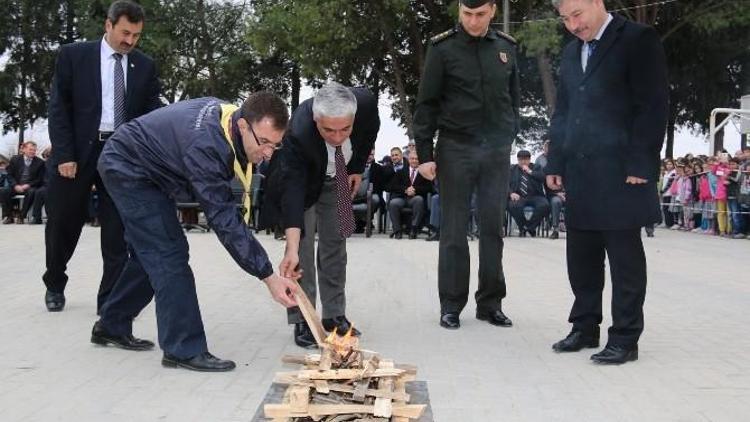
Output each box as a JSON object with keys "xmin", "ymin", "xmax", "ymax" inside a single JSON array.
[
  {"xmin": 519, "ymin": 171, "xmax": 529, "ymax": 197},
  {"xmin": 587, "ymin": 39, "xmax": 599, "ymax": 59},
  {"xmin": 335, "ymin": 146, "xmax": 355, "ymax": 238},
  {"xmin": 410, "ymin": 168, "xmax": 416, "ymax": 185},
  {"xmin": 113, "ymin": 53, "xmax": 126, "ymax": 128}
]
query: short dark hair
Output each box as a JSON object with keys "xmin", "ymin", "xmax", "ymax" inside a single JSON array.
[
  {"xmin": 108, "ymin": 1, "xmax": 145, "ymax": 25},
  {"xmin": 516, "ymin": 150, "xmax": 531, "ymax": 159},
  {"xmin": 241, "ymin": 92, "xmax": 289, "ymax": 131}
]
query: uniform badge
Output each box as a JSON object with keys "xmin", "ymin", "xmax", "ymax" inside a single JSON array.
[{"xmin": 499, "ymin": 52, "xmax": 508, "ymax": 63}]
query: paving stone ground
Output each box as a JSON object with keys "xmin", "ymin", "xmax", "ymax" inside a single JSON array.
[{"xmin": 1, "ymin": 224, "xmax": 748, "ymax": 422}]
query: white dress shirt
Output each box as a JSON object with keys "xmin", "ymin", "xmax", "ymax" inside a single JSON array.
[
  {"xmin": 581, "ymin": 13, "xmax": 613, "ymax": 71},
  {"xmin": 325, "ymin": 138, "xmax": 353, "ymax": 177},
  {"xmin": 99, "ymin": 36, "xmax": 129, "ymax": 132}
]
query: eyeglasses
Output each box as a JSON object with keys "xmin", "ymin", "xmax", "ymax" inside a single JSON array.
[{"xmin": 249, "ymin": 124, "xmax": 283, "ymax": 151}]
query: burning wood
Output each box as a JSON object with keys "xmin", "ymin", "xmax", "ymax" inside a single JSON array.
[{"xmin": 263, "ymin": 287, "xmax": 426, "ymax": 421}]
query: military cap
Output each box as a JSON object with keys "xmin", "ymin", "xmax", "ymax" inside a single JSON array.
[{"xmin": 460, "ymin": 0, "xmax": 495, "ymax": 8}]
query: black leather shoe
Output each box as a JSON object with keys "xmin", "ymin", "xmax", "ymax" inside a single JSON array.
[
  {"xmin": 519, "ymin": 229, "xmax": 527, "ymax": 237},
  {"xmin": 528, "ymin": 228, "xmax": 537, "ymax": 238},
  {"xmin": 30, "ymin": 218, "xmax": 42, "ymax": 225},
  {"xmin": 476, "ymin": 309, "xmax": 513, "ymax": 327},
  {"xmin": 45, "ymin": 290, "xmax": 65, "ymax": 312},
  {"xmin": 90, "ymin": 321, "xmax": 154, "ymax": 351},
  {"xmin": 408, "ymin": 229, "xmax": 417, "ymax": 239},
  {"xmin": 552, "ymin": 330, "xmax": 599, "ymax": 352},
  {"xmin": 294, "ymin": 321, "xmax": 317, "ymax": 348},
  {"xmin": 322, "ymin": 315, "xmax": 361, "ymax": 337},
  {"xmin": 439, "ymin": 312, "xmax": 460, "ymax": 329},
  {"xmin": 550, "ymin": 230, "xmax": 559, "ymax": 240},
  {"xmin": 591, "ymin": 344, "xmax": 638, "ymax": 364},
  {"xmin": 394, "ymin": 231, "xmax": 403, "ymax": 239},
  {"xmin": 426, "ymin": 232, "xmax": 440, "ymax": 241},
  {"xmin": 1, "ymin": 217, "xmax": 13, "ymax": 224},
  {"xmin": 162, "ymin": 351, "xmax": 236, "ymax": 372}
]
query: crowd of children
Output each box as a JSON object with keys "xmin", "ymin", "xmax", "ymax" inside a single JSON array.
[{"xmin": 660, "ymin": 148, "xmax": 750, "ymax": 238}]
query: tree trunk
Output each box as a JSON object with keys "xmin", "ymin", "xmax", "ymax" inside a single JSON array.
[
  {"xmin": 665, "ymin": 114, "xmax": 675, "ymax": 159},
  {"xmin": 714, "ymin": 128, "xmax": 725, "ymax": 155},
  {"xmin": 65, "ymin": 0, "xmax": 76, "ymax": 44},
  {"xmin": 665, "ymin": 100, "xmax": 677, "ymax": 158},
  {"xmin": 536, "ymin": 53, "xmax": 556, "ymax": 116},
  {"xmin": 290, "ymin": 63, "xmax": 301, "ymax": 112}
]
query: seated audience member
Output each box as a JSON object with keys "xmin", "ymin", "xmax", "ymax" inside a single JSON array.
[
  {"xmin": 508, "ymin": 149, "xmax": 549, "ymax": 237},
  {"xmin": 387, "ymin": 151, "xmax": 433, "ymax": 239},
  {"xmin": 353, "ymin": 149, "xmax": 384, "ymax": 233},
  {"xmin": 2, "ymin": 141, "xmax": 46, "ymax": 224},
  {"xmin": 0, "ymin": 156, "xmax": 11, "ymax": 222},
  {"xmin": 535, "ymin": 140, "xmax": 565, "ymax": 239}
]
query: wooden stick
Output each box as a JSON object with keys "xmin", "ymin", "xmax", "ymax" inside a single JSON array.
[
  {"xmin": 264, "ymin": 403, "xmax": 426, "ymax": 419},
  {"xmin": 293, "ymin": 284, "xmax": 327, "ymax": 346},
  {"xmin": 271, "ymin": 378, "xmax": 411, "ymax": 401},
  {"xmin": 278, "ymin": 368, "xmax": 404, "ymax": 381}
]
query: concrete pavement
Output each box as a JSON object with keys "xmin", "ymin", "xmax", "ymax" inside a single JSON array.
[{"xmin": 0, "ymin": 224, "xmax": 748, "ymax": 421}]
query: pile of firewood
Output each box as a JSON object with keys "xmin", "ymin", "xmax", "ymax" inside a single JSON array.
[{"xmin": 262, "ymin": 287, "xmax": 426, "ymax": 422}]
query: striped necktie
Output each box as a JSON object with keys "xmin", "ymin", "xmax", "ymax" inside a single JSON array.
[
  {"xmin": 335, "ymin": 146, "xmax": 355, "ymax": 238},
  {"xmin": 113, "ymin": 53, "xmax": 126, "ymax": 128}
]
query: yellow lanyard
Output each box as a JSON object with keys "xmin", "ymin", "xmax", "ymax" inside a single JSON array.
[{"xmin": 219, "ymin": 104, "xmax": 253, "ymax": 224}]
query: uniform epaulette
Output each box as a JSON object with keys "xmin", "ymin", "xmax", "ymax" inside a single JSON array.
[
  {"xmin": 430, "ymin": 28, "xmax": 457, "ymax": 44},
  {"xmin": 495, "ymin": 30, "xmax": 517, "ymax": 44}
]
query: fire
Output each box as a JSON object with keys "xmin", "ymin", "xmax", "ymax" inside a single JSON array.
[{"xmin": 324, "ymin": 324, "xmax": 359, "ymax": 357}]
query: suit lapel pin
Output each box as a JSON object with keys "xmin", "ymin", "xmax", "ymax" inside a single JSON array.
[
  {"xmin": 499, "ymin": 52, "xmax": 508, "ymax": 63},
  {"xmin": 130, "ymin": 63, "xmax": 135, "ymax": 68}
]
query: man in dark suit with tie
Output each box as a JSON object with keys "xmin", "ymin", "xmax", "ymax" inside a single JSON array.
[
  {"xmin": 262, "ymin": 82, "xmax": 380, "ymax": 348},
  {"xmin": 387, "ymin": 151, "xmax": 434, "ymax": 239},
  {"xmin": 546, "ymin": 0, "xmax": 668, "ymax": 364},
  {"xmin": 507, "ymin": 149, "xmax": 549, "ymax": 237},
  {"xmin": 43, "ymin": 0, "xmax": 161, "ymax": 312},
  {"xmin": 2, "ymin": 141, "xmax": 47, "ymax": 224}
]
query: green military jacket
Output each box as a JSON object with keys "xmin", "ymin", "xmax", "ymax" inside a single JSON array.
[{"xmin": 413, "ymin": 24, "xmax": 521, "ymax": 163}]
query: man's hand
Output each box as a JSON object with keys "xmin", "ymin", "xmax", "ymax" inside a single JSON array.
[
  {"xmin": 279, "ymin": 250, "xmax": 301, "ymax": 280},
  {"xmin": 521, "ymin": 165, "xmax": 531, "ymax": 173},
  {"xmin": 556, "ymin": 192, "xmax": 566, "ymax": 201},
  {"xmin": 417, "ymin": 162, "xmax": 437, "ymax": 181},
  {"xmin": 58, "ymin": 161, "xmax": 77, "ymax": 179},
  {"xmin": 13, "ymin": 185, "xmax": 26, "ymax": 193},
  {"xmin": 546, "ymin": 175, "xmax": 563, "ymax": 191},
  {"xmin": 625, "ymin": 176, "xmax": 648, "ymax": 184},
  {"xmin": 262, "ymin": 273, "xmax": 298, "ymax": 308},
  {"xmin": 510, "ymin": 192, "xmax": 521, "ymax": 202},
  {"xmin": 280, "ymin": 228, "xmax": 302, "ymax": 280},
  {"xmin": 405, "ymin": 186, "xmax": 416, "ymax": 197},
  {"xmin": 348, "ymin": 173, "xmax": 362, "ymax": 199}
]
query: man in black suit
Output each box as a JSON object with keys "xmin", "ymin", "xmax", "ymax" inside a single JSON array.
[
  {"xmin": 43, "ymin": 0, "xmax": 161, "ymax": 312},
  {"xmin": 387, "ymin": 151, "xmax": 434, "ymax": 239},
  {"xmin": 2, "ymin": 142, "xmax": 46, "ymax": 224},
  {"xmin": 546, "ymin": 0, "xmax": 668, "ymax": 364},
  {"xmin": 262, "ymin": 82, "xmax": 380, "ymax": 348},
  {"xmin": 508, "ymin": 149, "xmax": 549, "ymax": 237}
]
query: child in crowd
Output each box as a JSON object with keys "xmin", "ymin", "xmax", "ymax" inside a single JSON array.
[
  {"xmin": 712, "ymin": 154, "xmax": 730, "ymax": 236},
  {"xmin": 697, "ymin": 160, "xmax": 716, "ymax": 234},
  {"xmin": 727, "ymin": 158, "xmax": 744, "ymax": 238},
  {"xmin": 690, "ymin": 162, "xmax": 703, "ymax": 229},
  {"xmin": 660, "ymin": 159, "xmax": 676, "ymax": 227},
  {"xmin": 668, "ymin": 163, "xmax": 689, "ymax": 229}
]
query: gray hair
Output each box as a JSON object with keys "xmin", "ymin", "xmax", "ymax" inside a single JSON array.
[
  {"xmin": 312, "ymin": 82, "xmax": 357, "ymax": 119},
  {"xmin": 550, "ymin": 0, "xmax": 562, "ymax": 7}
]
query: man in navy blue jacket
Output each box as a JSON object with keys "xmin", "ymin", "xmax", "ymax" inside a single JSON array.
[{"xmin": 92, "ymin": 93, "xmax": 299, "ymax": 372}]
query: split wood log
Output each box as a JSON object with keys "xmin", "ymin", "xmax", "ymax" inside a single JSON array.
[
  {"xmin": 264, "ymin": 403, "xmax": 426, "ymax": 419},
  {"xmin": 276, "ymin": 368, "xmax": 404, "ymax": 381},
  {"xmin": 373, "ymin": 361, "xmax": 395, "ymax": 418},
  {"xmin": 293, "ymin": 283, "xmax": 328, "ymax": 346}
]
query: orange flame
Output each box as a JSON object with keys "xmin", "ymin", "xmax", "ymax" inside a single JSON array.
[{"xmin": 324, "ymin": 324, "xmax": 359, "ymax": 357}]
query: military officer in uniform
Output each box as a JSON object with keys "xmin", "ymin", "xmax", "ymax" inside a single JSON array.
[{"xmin": 413, "ymin": 0, "xmax": 520, "ymax": 330}]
